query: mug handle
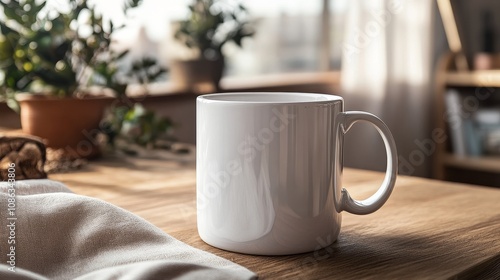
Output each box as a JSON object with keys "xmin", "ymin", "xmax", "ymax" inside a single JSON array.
[{"xmin": 335, "ymin": 111, "xmax": 398, "ymax": 215}]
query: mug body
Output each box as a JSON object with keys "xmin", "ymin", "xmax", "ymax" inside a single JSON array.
[{"xmin": 197, "ymin": 92, "xmax": 344, "ymax": 255}]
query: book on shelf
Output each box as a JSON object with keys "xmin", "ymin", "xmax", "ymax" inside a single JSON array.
[
  {"xmin": 445, "ymin": 88, "xmax": 500, "ymax": 157},
  {"xmin": 463, "ymin": 118, "xmax": 481, "ymax": 156},
  {"xmin": 445, "ymin": 89, "xmax": 467, "ymax": 156},
  {"xmin": 474, "ymin": 108, "xmax": 500, "ymax": 155}
]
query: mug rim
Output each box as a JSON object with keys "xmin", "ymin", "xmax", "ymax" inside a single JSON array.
[{"xmin": 197, "ymin": 92, "xmax": 342, "ymax": 104}]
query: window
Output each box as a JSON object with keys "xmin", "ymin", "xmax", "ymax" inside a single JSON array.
[
  {"xmin": 27, "ymin": 0, "xmax": 348, "ymax": 79},
  {"xmin": 97, "ymin": 0, "xmax": 347, "ymax": 74}
]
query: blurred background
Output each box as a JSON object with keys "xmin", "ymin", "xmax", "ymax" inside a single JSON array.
[
  {"xmin": 2, "ymin": 0, "xmax": 500, "ymax": 187},
  {"xmin": 88, "ymin": 0, "xmax": 345, "ymax": 76}
]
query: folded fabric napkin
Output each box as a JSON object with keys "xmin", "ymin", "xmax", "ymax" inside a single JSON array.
[{"xmin": 0, "ymin": 180, "xmax": 257, "ymax": 280}]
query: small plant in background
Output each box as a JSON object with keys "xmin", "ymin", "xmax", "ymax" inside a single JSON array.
[
  {"xmin": 174, "ymin": 0, "xmax": 254, "ymax": 60},
  {"xmin": 92, "ymin": 55, "xmax": 166, "ymax": 103},
  {"xmin": 0, "ymin": 0, "xmax": 174, "ymax": 156},
  {"xmin": 170, "ymin": 0, "xmax": 254, "ymax": 91},
  {"xmin": 97, "ymin": 56, "xmax": 172, "ymax": 151},
  {"xmin": 0, "ymin": 0, "xmax": 144, "ymax": 102},
  {"xmin": 101, "ymin": 103, "xmax": 172, "ymax": 151}
]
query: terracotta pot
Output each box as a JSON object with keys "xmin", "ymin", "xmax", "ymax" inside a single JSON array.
[
  {"xmin": 170, "ymin": 57, "xmax": 225, "ymax": 92},
  {"xmin": 17, "ymin": 94, "xmax": 113, "ymax": 159}
]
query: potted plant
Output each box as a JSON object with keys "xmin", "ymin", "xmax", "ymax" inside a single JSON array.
[
  {"xmin": 171, "ymin": 0, "xmax": 254, "ymax": 91},
  {"xmin": 93, "ymin": 56, "xmax": 173, "ymax": 153},
  {"xmin": 0, "ymin": 0, "xmax": 144, "ymax": 159}
]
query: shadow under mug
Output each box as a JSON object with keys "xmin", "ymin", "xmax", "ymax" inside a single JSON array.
[{"xmin": 196, "ymin": 92, "xmax": 397, "ymax": 255}]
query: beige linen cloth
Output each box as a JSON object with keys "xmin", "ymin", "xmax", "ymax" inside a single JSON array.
[{"xmin": 0, "ymin": 180, "xmax": 257, "ymax": 280}]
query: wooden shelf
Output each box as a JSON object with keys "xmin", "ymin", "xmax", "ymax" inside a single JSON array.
[
  {"xmin": 443, "ymin": 153, "xmax": 500, "ymax": 173},
  {"xmin": 434, "ymin": 53, "xmax": 500, "ymax": 186},
  {"xmin": 128, "ymin": 71, "xmax": 341, "ymax": 96},
  {"xmin": 221, "ymin": 71, "xmax": 340, "ymax": 91},
  {"xmin": 445, "ymin": 70, "xmax": 500, "ymax": 87}
]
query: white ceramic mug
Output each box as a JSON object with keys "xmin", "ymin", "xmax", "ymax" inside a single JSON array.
[{"xmin": 197, "ymin": 92, "xmax": 397, "ymax": 255}]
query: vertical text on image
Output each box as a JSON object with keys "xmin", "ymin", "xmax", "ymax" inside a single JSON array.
[{"xmin": 6, "ymin": 162, "xmax": 17, "ymax": 272}]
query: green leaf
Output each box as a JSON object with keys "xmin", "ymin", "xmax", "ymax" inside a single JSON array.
[
  {"xmin": 30, "ymin": 1, "xmax": 47, "ymax": 17},
  {"xmin": 173, "ymin": 0, "xmax": 253, "ymax": 52},
  {"xmin": 0, "ymin": 22, "xmax": 17, "ymax": 37},
  {"xmin": 3, "ymin": 5, "xmax": 24, "ymax": 25}
]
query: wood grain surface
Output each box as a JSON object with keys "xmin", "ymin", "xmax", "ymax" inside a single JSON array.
[{"xmin": 50, "ymin": 153, "xmax": 500, "ymax": 279}]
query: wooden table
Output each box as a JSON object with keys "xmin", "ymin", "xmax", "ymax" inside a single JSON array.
[{"xmin": 49, "ymin": 153, "xmax": 500, "ymax": 279}]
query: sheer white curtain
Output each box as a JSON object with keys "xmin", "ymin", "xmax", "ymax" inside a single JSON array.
[{"xmin": 340, "ymin": 0, "xmax": 434, "ymax": 177}]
